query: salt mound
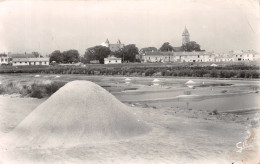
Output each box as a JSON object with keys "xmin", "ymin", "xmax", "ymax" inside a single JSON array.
[
  {"xmin": 8, "ymin": 81, "xmax": 150, "ymax": 148},
  {"xmin": 211, "ymin": 63, "xmax": 218, "ymax": 67},
  {"xmin": 187, "ymin": 85, "xmax": 195, "ymax": 89},
  {"xmin": 34, "ymin": 75, "xmax": 40, "ymax": 77},
  {"xmin": 125, "ymin": 78, "xmax": 131, "ymax": 81},
  {"xmin": 152, "ymin": 78, "xmax": 160, "ymax": 82},
  {"xmin": 185, "ymin": 80, "xmax": 195, "ymax": 84}
]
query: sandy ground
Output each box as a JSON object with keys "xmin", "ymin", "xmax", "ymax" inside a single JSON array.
[{"xmin": 0, "ymin": 74, "xmax": 259, "ymax": 164}]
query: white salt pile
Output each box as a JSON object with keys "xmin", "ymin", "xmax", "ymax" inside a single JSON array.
[
  {"xmin": 125, "ymin": 78, "xmax": 131, "ymax": 81},
  {"xmin": 34, "ymin": 75, "xmax": 40, "ymax": 77},
  {"xmin": 152, "ymin": 83, "xmax": 160, "ymax": 86},
  {"xmin": 187, "ymin": 85, "xmax": 195, "ymax": 89},
  {"xmin": 55, "ymin": 75, "xmax": 60, "ymax": 78},
  {"xmin": 185, "ymin": 80, "xmax": 195, "ymax": 84},
  {"xmin": 211, "ymin": 63, "xmax": 218, "ymax": 67},
  {"xmin": 7, "ymin": 81, "xmax": 150, "ymax": 148},
  {"xmin": 152, "ymin": 79, "xmax": 160, "ymax": 82}
]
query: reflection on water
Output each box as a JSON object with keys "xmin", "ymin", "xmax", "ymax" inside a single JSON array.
[{"xmin": 151, "ymin": 93, "xmax": 260, "ymax": 112}]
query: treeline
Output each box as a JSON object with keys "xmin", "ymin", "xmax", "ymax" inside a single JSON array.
[
  {"xmin": 48, "ymin": 41, "xmax": 200, "ymax": 64},
  {"xmin": 0, "ymin": 64, "xmax": 259, "ymax": 78},
  {"xmin": 49, "ymin": 44, "xmax": 139, "ymax": 64}
]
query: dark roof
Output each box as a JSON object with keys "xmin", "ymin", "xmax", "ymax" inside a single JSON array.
[
  {"xmin": 145, "ymin": 51, "xmax": 174, "ymax": 56},
  {"xmin": 172, "ymin": 47, "xmax": 183, "ymax": 52},
  {"xmin": 174, "ymin": 51, "xmax": 213, "ymax": 56},
  {"xmin": 109, "ymin": 44, "xmax": 124, "ymax": 52},
  {"xmin": 7, "ymin": 53, "xmax": 40, "ymax": 58},
  {"xmin": 0, "ymin": 54, "xmax": 7, "ymax": 57}
]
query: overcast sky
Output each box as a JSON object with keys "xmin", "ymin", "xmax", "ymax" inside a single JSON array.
[{"xmin": 0, "ymin": 0, "xmax": 259, "ymax": 55}]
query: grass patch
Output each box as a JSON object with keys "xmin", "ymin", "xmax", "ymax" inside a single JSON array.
[
  {"xmin": 0, "ymin": 81, "xmax": 66, "ymax": 98},
  {"xmin": 212, "ymin": 109, "xmax": 219, "ymax": 115}
]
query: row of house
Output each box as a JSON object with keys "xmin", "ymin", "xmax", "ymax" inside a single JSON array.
[
  {"xmin": 141, "ymin": 50, "xmax": 259, "ymax": 63},
  {"xmin": 140, "ymin": 27, "xmax": 259, "ymax": 63},
  {"xmin": 0, "ymin": 52, "xmax": 50, "ymax": 66},
  {"xmin": 142, "ymin": 51, "xmax": 215, "ymax": 63}
]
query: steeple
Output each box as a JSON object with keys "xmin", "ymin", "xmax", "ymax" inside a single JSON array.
[
  {"xmin": 105, "ymin": 38, "xmax": 110, "ymax": 44},
  {"xmin": 117, "ymin": 39, "xmax": 121, "ymax": 44},
  {"xmin": 182, "ymin": 26, "xmax": 190, "ymax": 45},
  {"xmin": 182, "ymin": 26, "xmax": 190, "ymax": 36}
]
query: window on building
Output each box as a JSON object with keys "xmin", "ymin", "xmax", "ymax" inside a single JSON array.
[
  {"xmin": 198, "ymin": 55, "xmax": 200, "ymax": 58},
  {"xmin": 116, "ymin": 60, "xmax": 117, "ymax": 62}
]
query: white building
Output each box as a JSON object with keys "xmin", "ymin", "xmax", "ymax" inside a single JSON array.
[
  {"xmin": 142, "ymin": 51, "xmax": 215, "ymax": 63},
  {"xmin": 215, "ymin": 53, "xmax": 234, "ymax": 62},
  {"xmin": 232, "ymin": 50, "xmax": 255, "ymax": 61},
  {"xmin": 0, "ymin": 55, "xmax": 10, "ymax": 65},
  {"xmin": 104, "ymin": 56, "xmax": 122, "ymax": 64},
  {"xmin": 174, "ymin": 51, "xmax": 215, "ymax": 62},
  {"xmin": 12, "ymin": 58, "xmax": 50, "ymax": 66},
  {"xmin": 143, "ymin": 51, "xmax": 174, "ymax": 63},
  {"xmin": 215, "ymin": 50, "xmax": 258, "ymax": 62},
  {"xmin": 7, "ymin": 53, "xmax": 50, "ymax": 66}
]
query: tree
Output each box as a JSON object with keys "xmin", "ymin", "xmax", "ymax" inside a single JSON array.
[
  {"xmin": 113, "ymin": 44, "xmax": 138, "ymax": 62},
  {"xmin": 140, "ymin": 47, "xmax": 157, "ymax": 53},
  {"xmin": 84, "ymin": 46, "xmax": 111, "ymax": 64},
  {"xmin": 182, "ymin": 41, "xmax": 201, "ymax": 52},
  {"xmin": 49, "ymin": 50, "xmax": 63, "ymax": 63},
  {"xmin": 159, "ymin": 42, "xmax": 174, "ymax": 52},
  {"xmin": 50, "ymin": 50, "xmax": 80, "ymax": 63},
  {"xmin": 62, "ymin": 50, "xmax": 80, "ymax": 63}
]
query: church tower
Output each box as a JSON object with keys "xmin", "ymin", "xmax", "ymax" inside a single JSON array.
[{"xmin": 182, "ymin": 26, "xmax": 190, "ymax": 45}]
